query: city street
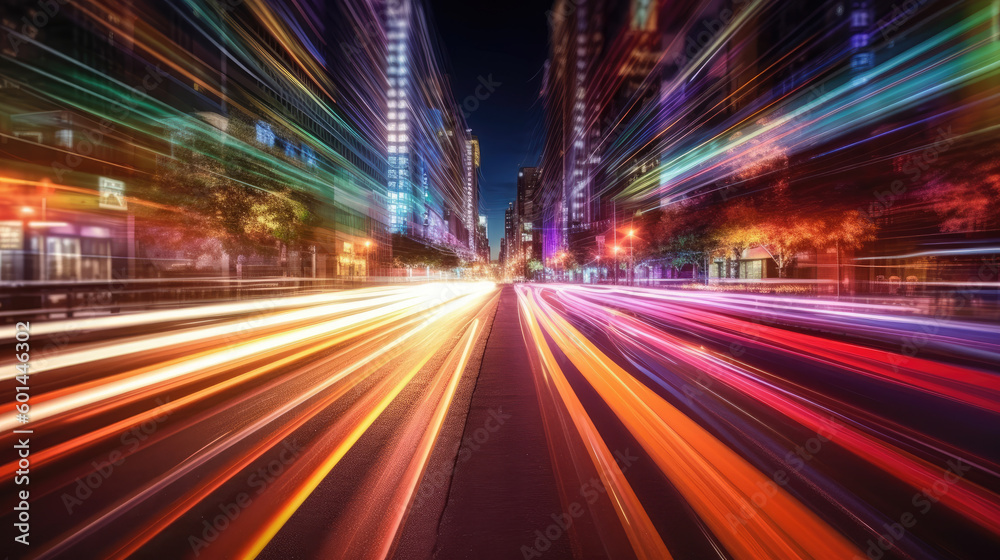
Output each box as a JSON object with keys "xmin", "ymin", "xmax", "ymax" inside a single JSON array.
[
  {"xmin": 1, "ymin": 284, "xmax": 500, "ymax": 559},
  {"xmin": 3, "ymin": 283, "xmax": 999, "ymax": 559},
  {"xmin": 2, "ymin": 0, "xmax": 999, "ymax": 557},
  {"xmin": 514, "ymin": 284, "xmax": 1000, "ymax": 560}
]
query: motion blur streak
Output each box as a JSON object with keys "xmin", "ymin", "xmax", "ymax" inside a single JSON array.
[
  {"xmin": 517, "ymin": 291, "xmax": 672, "ymax": 560},
  {"xmin": 517, "ymin": 285, "xmax": 860, "ymax": 560},
  {"xmin": 557, "ymin": 287, "xmax": 1000, "ymax": 535},
  {"xmin": 515, "ymin": 283, "xmax": 1000, "ymax": 559},
  {"xmin": 1, "ymin": 283, "xmax": 497, "ymax": 560},
  {"xmin": 316, "ymin": 312, "xmax": 488, "ymax": 560}
]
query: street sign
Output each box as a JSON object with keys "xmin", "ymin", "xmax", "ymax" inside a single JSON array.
[{"xmin": 99, "ymin": 177, "xmax": 127, "ymax": 210}]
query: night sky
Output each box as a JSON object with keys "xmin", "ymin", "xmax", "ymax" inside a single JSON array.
[{"xmin": 428, "ymin": 0, "xmax": 551, "ymax": 260}]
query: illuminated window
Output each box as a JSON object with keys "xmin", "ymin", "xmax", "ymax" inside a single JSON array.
[
  {"xmin": 46, "ymin": 237, "xmax": 81, "ymax": 281},
  {"xmin": 851, "ymin": 33, "xmax": 869, "ymax": 49},
  {"xmin": 301, "ymin": 145, "xmax": 316, "ymax": 167},
  {"xmin": 851, "ymin": 52, "xmax": 874, "ymax": 69},
  {"xmin": 56, "ymin": 129, "xmax": 73, "ymax": 148},
  {"xmin": 255, "ymin": 122, "xmax": 274, "ymax": 146}
]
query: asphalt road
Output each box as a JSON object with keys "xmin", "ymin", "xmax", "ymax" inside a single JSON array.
[
  {"xmin": 3, "ymin": 282, "xmax": 999, "ymax": 559},
  {"xmin": 1, "ymin": 283, "xmax": 501, "ymax": 559},
  {"xmin": 512, "ymin": 284, "xmax": 1000, "ymax": 560}
]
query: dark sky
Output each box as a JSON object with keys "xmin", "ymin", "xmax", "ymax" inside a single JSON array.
[{"xmin": 428, "ymin": 0, "xmax": 550, "ymax": 260}]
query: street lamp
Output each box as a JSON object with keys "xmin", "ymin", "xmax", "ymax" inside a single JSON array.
[
  {"xmin": 614, "ymin": 245, "xmax": 622, "ymax": 286},
  {"xmin": 627, "ymin": 229, "xmax": 635, "ymax": 286},
  {"xmin": 364, "ymin": 240, "xmax": 373, "ymax": 279},
  {"xmin": 20, "ymin": 207, "xmax": 34, "ymax": 281}
]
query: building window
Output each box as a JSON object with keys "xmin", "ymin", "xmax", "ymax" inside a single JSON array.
[
  {"xmin": 851, "ymin": 9, "xmax": 870, "ymax": 27},
  {"xmin": 56, "ymin": 129, "xmax": 73, "ymax": 148},
  {"xmin": 81, "ymin": 238, "xmax": 111, "ymax": 280},
  {"xmin": 46, "ymin": 237, "xmax": 81, "ymax": 281},
  {"xmin": 851, "ymin": 33, "xmax": 869, "ymax": 49},
  {"xmin": 255, "ymin": 122, "xmax": 275, "ymax": 146},
  {"xmin": 851, "ymin": 52, "xmax": 874, "ymax": 69}
]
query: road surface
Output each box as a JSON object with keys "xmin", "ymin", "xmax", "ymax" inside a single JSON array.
[{"xmin": 3, "ymin": 283, "xmax": 999, "ymax": 559}]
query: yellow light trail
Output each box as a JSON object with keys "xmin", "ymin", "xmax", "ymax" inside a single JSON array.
[{"xmin": 517, "ymin": 288, "xmax": 672, "ymax": 560}]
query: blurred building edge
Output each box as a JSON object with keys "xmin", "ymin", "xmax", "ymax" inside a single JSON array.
[
  {"xmin": 1, "ymin": 0, "xmax": 483, "ymax": 287},
  {"xmin": 531, "ymin": 0, "xmax": 1000, "ymax": 296}
]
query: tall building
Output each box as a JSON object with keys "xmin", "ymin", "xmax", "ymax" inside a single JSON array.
[
  {"xmin": 465, "ymin": 133, "xmax": 481, "ymax": 253},
  {"xmin": 540, "ymin": 0, "xmax": 609, "ymax": 264},
  {"xmin": 383, "ymin": 0, "xmax": 475, "ymax": 258},
  {"xmin": 477, "ymin": 214, "xmax": 490, "ymax": 261},
  {"xmin": 516, "ymin": 167, "xmax": 543, "ymax": 273},
  {"xmin": 503, "ymin": 201, "xmax": 516, "ymax": 268}
]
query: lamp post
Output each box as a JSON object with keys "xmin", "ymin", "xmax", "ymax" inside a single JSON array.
[
  {"xmin": 627, "ymin": 228, "xmax": 635, "ymax": 286},
  {"xmin": 20, "ymin": 206, "xmax": 34, "ymax": 281},
  {"xmin": 364, "ymin": 240, "xmax": 372, "ymax": 281},
  {"xmin": 613, "ymin": 245, "xmax": 621, "ymax": 286}
]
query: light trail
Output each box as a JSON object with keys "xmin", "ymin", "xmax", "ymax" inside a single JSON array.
[
  {"xmin": 515, "ymin": 283, "xmax": 1000, "ymax": 559},
  {"xmin": 1, "ymin": 283, "xmax": 498, "ymax": 559},
  {"xmin": 517, "ymin": 285, "xmax": 862, "ymax": 560},
  {"xmin": 518, "ymin": 289, "xmax": 673, "ymax": 560}
]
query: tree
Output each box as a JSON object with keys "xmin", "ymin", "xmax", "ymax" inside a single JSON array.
[
  {"xmin": 152, "ymin": 112, "xmax": 317, "ymax": 272},
  {"xmin": 647, "ymin": 201, "xmax": 719, "ymax": 282},
  {"xmin": 391, "ymin": 233, "xmax": 461, "ymax": 270},
  {"xmin": 919, "ymin": 145, "xmax": 1000, "ymax": 233},
  {"xmin": 824, "ymin": 209, "xmax": 878, "ymax": 250},
  {"xmin": 716, "ymin": 201, "xmax": 765, "ymax": 278}
]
